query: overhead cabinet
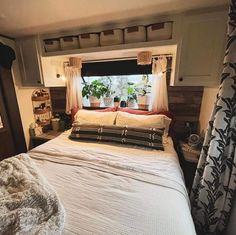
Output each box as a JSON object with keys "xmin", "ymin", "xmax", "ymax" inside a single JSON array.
[
  {"xmin": 173, "ymin": 11, "xmax": 227, "ymax": 86},
  {"xmin": 15, "ymin": 11, "xmax": 227, "ymax": 88},
  {"xmin": 16, "ymin": 36, "xmax": 66, "ymax": 87},
  {"xmin": 17, "ymin": 36, "xmax": 44, "ymax": 87}
]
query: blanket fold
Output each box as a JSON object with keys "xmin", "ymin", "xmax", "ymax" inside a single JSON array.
[{"xmin": 0, "ymin": 153, "xmax": 65, "ymax": 235}]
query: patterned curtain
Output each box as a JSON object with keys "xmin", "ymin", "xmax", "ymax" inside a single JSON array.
[
  {"xmin": 149, "ymin": 57, "xmax": 169, "ymax": 111},
  {"xmin": 190, "ymin": 1, "xmax": 236, "ymax": 234}
]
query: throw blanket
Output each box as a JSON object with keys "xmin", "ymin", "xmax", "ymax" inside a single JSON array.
[{"xmin": 0, "ymin": 154, "xmax": 65, "ymax": 235}]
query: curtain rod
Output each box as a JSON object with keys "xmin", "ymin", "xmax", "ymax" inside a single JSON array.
[{"xmin": 82, "ymin": 54, "xmax": 173, "ymax": 64}]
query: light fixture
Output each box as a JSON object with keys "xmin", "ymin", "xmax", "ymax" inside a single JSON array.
[
  {"xmin": 69, "ymin": 57, "xmax": 82, "ymax": 68},
  {"xmin": 137, "ymin": 51, "xmax": 152, "ymax": 65}
]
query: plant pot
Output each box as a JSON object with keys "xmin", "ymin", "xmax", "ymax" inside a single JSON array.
[
  {"xmin": 103, "ymin": 97, "xmax": 113, "ymax": 107},
  {"xmin": 113, "ymin": 97, "xmax": 120, "ymax": 108},
  {"xmin": 114, "ymin": 101, "xmax": 120, "ymax": 108},
  {"xmin": 137, "ymin": 95, "xmax": 150, "ymax": 109},
  {"xmin": 120, "ymin": 100, "xmax": 127, "ymax": 107},
  {"xmin": 127, "ymin": 99, "xmax": 136, "ymax": 107},
  {"xmin": 89, "ymin": 96, "xmax": 101, "ymax": 107}
]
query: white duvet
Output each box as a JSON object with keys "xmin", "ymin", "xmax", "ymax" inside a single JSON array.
[{"xmin": 29, "ymin": 131, "xmax": 196, "ymax": 235}]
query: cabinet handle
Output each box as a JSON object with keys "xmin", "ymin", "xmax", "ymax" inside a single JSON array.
[{"xmin": 179, "ymin": 77, "xmax": 183, "ymax": 82}]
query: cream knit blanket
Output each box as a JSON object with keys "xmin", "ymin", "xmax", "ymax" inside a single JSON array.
[{"xmin": 0, "ymin": 153, "xmax": 65, "ymax": 235}]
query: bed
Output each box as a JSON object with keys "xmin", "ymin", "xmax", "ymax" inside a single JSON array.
[
  {"xmin": 0, "ymin": 110, "xmax": 196, "ymax": 234},
  {"xmin": 28, "ymin": 128, "xmax": 196, "ymax": 235}
]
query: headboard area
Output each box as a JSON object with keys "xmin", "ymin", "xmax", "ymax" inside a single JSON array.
[{"xmin": 50, "ymin": 84, "xmax": 203, "ymax": 139}]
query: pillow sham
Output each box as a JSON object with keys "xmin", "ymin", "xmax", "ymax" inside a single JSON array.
[
  {"xmin": 118, "ymin": 108, "xmax": 173, "ymax": 120},
  {"xmin": 73, "ymin": 109, "xmax": 117, "ymax": 125},
  {"xmin": 69, "ymin": 124, "xmax": 164, "ymax": 150},
  {"xmin": 71, "ymin": 107, "xmax": 117, "ymax": 122},
  {"xmin": 115, "ymin": 111, "xmax": 171, "ymax": 134}
]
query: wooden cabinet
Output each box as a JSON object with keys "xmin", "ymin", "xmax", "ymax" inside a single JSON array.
[
  {"xmin": 172, "ymin": 11, "xmax": 227, "ymax": 86},
  {"xmin": 0, "ymin": 58, "xmax": 27, "ymax": 159},
  {"xmin": 16, "ymin": 36, "xmax": 67, "ymax": 87},
  {"xmin": 30, "ymin": 130, "xmax": 62, "ymax": 149},
  {"xmin": 17, "ymin": 36, "xmax": 44, "ymax": 87}
]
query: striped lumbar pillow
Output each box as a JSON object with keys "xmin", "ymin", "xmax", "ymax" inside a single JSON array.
[{"xmin": 69, "ymin": 124, "xmax": 164, "ymax": 150}]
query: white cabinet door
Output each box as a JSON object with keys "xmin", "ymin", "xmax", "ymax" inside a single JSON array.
[
  {"xmin": 41, "ymin": 57, "xmax": 67, "ymax": 87},
  {"xmin": 173, "ymin": 11, "xmax": 227, "ymax": 86},
  {"xmin": 17, "ymin": 36, "xmax": 43, "ymax": 87}
]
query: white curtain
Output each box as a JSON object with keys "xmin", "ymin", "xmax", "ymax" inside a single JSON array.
[
  {"xmin": 65, "ymin": 66, "xmax": 83, "ymax": 114},
  {"xmin": 149, "ymin": 57, "xmax": 168, "ymax": 111}
]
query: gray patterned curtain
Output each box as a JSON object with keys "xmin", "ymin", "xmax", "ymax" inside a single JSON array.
[{"xmin": 190, "ymin": 1, "xmax": 236, "ymax": 234}]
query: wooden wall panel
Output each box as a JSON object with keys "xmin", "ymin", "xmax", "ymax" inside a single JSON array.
[
  {"xmin": 50, "ymin": 87, "xmax": 66, "ymax": 113},
  {"xmin": 168, "ymin": 85, "xmax": 203, "ymax": 137}
]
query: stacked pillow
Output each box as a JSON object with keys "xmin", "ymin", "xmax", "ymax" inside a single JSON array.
[
  {"xmin": 70, "ymin": 124, "xmax": 164, "ymax": 150},
  {"xmin": 115, "ymin": 111, "xmax": 171, "ymax": 135},
  {"xmin": 70, "ymin": 109, "xmax": 172, "ymax": 150},
  {"xmin": 73, "ymin": 109, "xmax": 117, "ymax": 125}
]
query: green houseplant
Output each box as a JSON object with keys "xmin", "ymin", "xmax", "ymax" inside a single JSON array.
[
  {"xmin": 82, "ymin": 80, "xmax": 107, "ymax": 107},
  {"xmin": 127, "ymin": 82, "xmax": 137, "ymax": 107},
  {"xmin": 103, "ymin": 77, "xmax": 115, "ymax": 107}
]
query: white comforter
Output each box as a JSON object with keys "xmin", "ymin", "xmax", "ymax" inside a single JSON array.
[{"xmin": 29, "ymin": 131, "xmax": 196, "ymax": 235}]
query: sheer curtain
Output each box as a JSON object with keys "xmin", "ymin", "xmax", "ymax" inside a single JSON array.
[
  {"xmin": 65, "ymin": 65, "xmax": 83, "ymax": 114},
  {"xmin": 149, "ymin": 57, "xmax": 168, "ymax": 111}
]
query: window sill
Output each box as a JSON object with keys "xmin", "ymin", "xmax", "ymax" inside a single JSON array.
[{"xmin": 82, "ymin": 106, "xmax": 148, "ymax": 111}]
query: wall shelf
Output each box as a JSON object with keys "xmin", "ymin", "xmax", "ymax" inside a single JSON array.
[
  {"xmin": 41, "ymin": 39, "xmax": 178, "ymax": 59},
  {"xmin": 32, "ymin": 95, "xmax": 50, "ymax": 101},
  {"xmin": 34, "ymin": 108, "xmax": 51, "ymax": 115}
]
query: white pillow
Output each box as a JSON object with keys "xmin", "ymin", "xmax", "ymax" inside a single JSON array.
[
  {"xmin": 74, "ymin": 109, "xmax": 117, "ymax": 125},
  {"xmin": 115, "ymin": 111, "xmax": 172, "ymax": 134}
]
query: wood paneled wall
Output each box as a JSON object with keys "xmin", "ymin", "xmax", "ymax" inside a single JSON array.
[{"xmin": 50, "ymin": 87, "xmax": 66, "ymax": 113}]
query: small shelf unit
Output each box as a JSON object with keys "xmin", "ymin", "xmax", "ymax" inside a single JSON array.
[{"xmin": 31, "ymin": 89, "xmax": 52, "ymax": 126}]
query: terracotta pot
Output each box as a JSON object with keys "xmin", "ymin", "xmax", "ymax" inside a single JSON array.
[{"xmin": 89, "ymin": 96, "xmax": 101, "ymax": 107}]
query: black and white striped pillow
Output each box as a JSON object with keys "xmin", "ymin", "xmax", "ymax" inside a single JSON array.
[{"xmin": 69, "ymin": 124, "xmax": 164, "ymax": 150}]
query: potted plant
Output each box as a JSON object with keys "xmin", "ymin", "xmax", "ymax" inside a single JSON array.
[
  {"xmin": 113, "ymin": 96, "xmax": 120, "ymax": 108},
  {"xmin": 82, "ymin": 79, "xmax": 107, "ymax": 107},
  {"xmin": 135, "ymin": 75, "xmax": 151, "ymax": 109},
  {"xmin": 103, "ymin": 77, "xmax": 115, "ymax": 107},
  {"xmin": 127, "ymin": 82, "xmax": 137, "ymax": 107}
]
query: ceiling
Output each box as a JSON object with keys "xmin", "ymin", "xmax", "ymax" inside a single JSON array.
[{"xmin": 0, "ymin": 0, "xmax": 228, "ymax": 38}]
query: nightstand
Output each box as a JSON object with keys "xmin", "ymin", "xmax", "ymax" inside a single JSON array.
[
  {"xmin": 30, "ymin": 130, "xmax": 62, "ymax": 149},
  {"xmin": 179, "ymin": 142, "xmax": 201, "ymax": 192}
]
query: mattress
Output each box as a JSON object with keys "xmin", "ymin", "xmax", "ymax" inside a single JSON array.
[{"xmin": 29, "ymin": 131, "xmax": 196, "ymax": 235}]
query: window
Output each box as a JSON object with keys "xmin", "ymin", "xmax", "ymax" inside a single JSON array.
[
  {"xmin": 81, "ymin": 59, "xmax": 152, "ymax": 109},
  {"xmin": 82, "ymin": 74, "xmax": 152, "ymax": 109}
]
